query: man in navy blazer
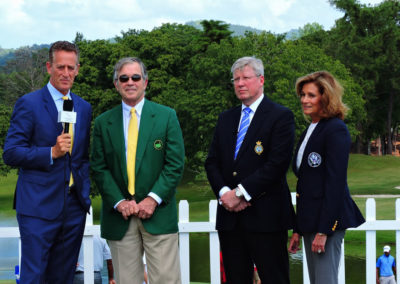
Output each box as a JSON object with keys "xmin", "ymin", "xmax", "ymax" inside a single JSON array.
[
  {"xmin": 205, "ymin": 56, "xmax": 295, "ymax": 284},
  {"xmin": 3, "ymin": 41, "xmax": 92, "ymax": 283}
]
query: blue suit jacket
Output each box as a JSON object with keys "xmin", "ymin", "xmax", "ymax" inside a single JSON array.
[
  {"xmin": 292, "ymin": 118, "xmax": 365, "ymax": 235},
  {"xmin": 205, "ymin": 96, "xmax": 295, "ymax": 232},
  {"xmin": 3, "ymin": 86, "xmax": 92, "ymax": 220}
]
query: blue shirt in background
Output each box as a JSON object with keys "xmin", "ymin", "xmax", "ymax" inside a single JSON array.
[{"xmin": 376, "ymin": 254, "xmax": 396, "ymax": 277}]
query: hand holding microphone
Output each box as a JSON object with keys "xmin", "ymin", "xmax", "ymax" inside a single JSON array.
[{"xmin": 52, "ymin": 99, "xmax": 76, "ymax": 159}]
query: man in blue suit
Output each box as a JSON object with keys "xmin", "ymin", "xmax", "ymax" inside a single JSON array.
[
  {"xmin": 205, "ymin": 56, "xmax": 295, "ymax": 284},
  {"xmin": 3, "ymin": 41, "xmax": 92, "ymax": 283}
]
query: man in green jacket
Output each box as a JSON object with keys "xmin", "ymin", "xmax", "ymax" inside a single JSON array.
[{"xmin": 91, "ymin": 57, "xmax": 185, "ymax": 284}]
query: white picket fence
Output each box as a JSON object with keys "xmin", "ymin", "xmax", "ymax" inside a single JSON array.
[{"xmin": 1, "ymin": 195, "xmax": 399, "ymax": 284}]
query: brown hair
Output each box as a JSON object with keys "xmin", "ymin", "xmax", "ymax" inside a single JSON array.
[
  {"xmin": 48, "ymin": 41, "xmax": 79, "ymax": 64},
  {"xmin": 295, "ymin": 71, "xmax": 348, "ymax": 120}
]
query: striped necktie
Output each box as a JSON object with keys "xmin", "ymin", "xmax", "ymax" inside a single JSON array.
[
  {"xmin": 62, "ymin": 96, "xmax": 74, "ymax": 186},
  {"xmin": 234, "ymin": 107, "xmax": 251, "ymax": 159},
  {"xmin": 127, "ymin": 108, "xmax": 138, "ymax": 195}
]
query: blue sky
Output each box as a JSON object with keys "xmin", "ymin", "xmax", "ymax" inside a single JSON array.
[{"xmin": 0, "ymin": 0, "xmax": 383, "ymax": 49}]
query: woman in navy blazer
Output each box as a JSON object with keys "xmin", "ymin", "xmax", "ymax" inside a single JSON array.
[{"xmin": 288, "ymin": 71, "xmax": 364, "ymax": 284}]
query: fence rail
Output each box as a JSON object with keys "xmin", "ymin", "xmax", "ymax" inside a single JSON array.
[{"xmin": 0, "ymin": 195, "xmax": 399, "ymax": 284}]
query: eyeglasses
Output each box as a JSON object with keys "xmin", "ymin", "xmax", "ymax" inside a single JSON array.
[
  {"xmin": 231, "ymin": 75, "xmax": 260, "ymax": 84},
  {"xmin": 118, "ymin": 74, "xmax": 142, "ymax": 83}
]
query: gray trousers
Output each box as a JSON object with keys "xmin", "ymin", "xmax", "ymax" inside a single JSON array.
[
  {"xmin": 303, "ymin": 230, "xmax": 345, "ymax": 284},
  {"xmin": 380, "ymin": 275, "xmax": 397, "ymax": 284}
]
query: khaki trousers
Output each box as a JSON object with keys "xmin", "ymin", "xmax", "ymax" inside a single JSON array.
[{"xmin": 108, "ymin": 216, "xmax": 181, "ymax": 284}]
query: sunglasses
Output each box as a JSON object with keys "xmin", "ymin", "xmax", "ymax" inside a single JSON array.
[{"xmin": 118, "ymin": 74, "xmax": 142, "ymax": 83}]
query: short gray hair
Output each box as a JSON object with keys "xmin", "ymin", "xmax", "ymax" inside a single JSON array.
[
  {"xmin": 231, "ymin": 56, "xmax": 264, "ymax": 77},
  {"xmin": 113, "ymin": 57, "xmax": 148, "ymax": 82}
]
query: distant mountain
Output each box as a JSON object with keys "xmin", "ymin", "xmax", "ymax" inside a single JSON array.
[
  {"xmin": 186, "ymin": 20, "xmax": 263, "ymax": 36},
  {"xmin": 0, "ymin": 48, "xmax": 14, "ymax": 66},
  {"xmin": 285, "ymin": 28, "xmax": 301, "ymax": 40},
  {"xmin": 0, "ymin": 44, "xmax": 50, "ymax": 67}
]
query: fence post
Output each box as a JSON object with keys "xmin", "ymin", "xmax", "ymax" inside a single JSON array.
[
  {"xmin": 338, "ymin": 241, "xmax": 345, "ymax": 283},
  {"xmin": 83, "ymin": 207, "xmax": 94, "ymax": 284},
  {"xmin": 366, "ymin": 198, "xmax": 376, "ymax": 284},
  {"xmin": 302, "ymin": 238, "xmax": 310, "ymax": 284},
  {"xmin": 179, "ymin": 200, "xmax": 190, "ymax": 284},
  {"xmin": 396, "ymin": 199, "xmax": 400, "ymax": 284},
  {"xmin": 209, "ymin": 200, "xmax": 220, "ymax": 284}
]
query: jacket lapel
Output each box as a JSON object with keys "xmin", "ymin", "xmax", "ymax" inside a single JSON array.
[
  {"xmin": 42, "ymin": 86, "xmax": 63, "ymax": 133},
  {"xmin": 293, "ymin": 129, "xmax": 307, "ymax": 176},
  {"xmin": 297, "ymin": 119, "xmax": 326, "ymax": 173},
  {"xmin": 229, "ymin": 106, "xmax": 242, "ymax": 162},
  {"xmin": 106, "ymin": 105, "xmax": 128, "ymax": 187},
  {"xmin": 70, "ymin": 92, "xmax": 80, "ymax": 156},
  {"xmin": 135, "ymin": 99, "xmax": 155, "ymax": 174}
]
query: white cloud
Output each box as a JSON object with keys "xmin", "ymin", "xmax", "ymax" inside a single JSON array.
[
  {"xmin": 266, "ymin": 0, "xmax": 296, "ymax": 17},
  {"xmin": 0, "ymin": 0, "xmax": 386, "ymax": 49}
]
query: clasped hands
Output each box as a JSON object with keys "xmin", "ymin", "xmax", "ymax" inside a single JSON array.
[
  {"xmin": 116, "ymin": 197, "xmax": 157, "ymax": 220},
  {"xmin": 220, "ymin": 189, "xmax": 251, "ymax": 212}
]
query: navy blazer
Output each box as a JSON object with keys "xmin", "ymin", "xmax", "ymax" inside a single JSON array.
[
  {"xmin": 3, "ymin": 86, "xmax": 92, "ymax": 220},
  {"xmin": 293, "ymin": 118, "xmax": 364, "ymax": 235},
  {"xmin": 205, "ymin": 96, "xmax": 295, "ymax": 232}
]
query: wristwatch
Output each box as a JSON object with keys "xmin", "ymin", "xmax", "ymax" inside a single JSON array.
[{"xmin": 235, "ymin": 188, "xmax": 244, "ymax": 198}]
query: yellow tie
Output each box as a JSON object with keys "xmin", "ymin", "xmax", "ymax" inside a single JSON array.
[
  {"xmin": 62, "ymin": 96, "xmax": 74, "ymax": 186},
  {"xmin": 127, "ymin": 108, "xmax": 138, "ymax": 195}
]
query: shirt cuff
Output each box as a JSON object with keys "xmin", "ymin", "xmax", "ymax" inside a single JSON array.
[
  {"xmin": 148, "ymin": 192, "xmax": 162, "ymax": 205},
  {"xmin": 50, "ymin": 148, "xmax": 53, "ymax": 165},
  {"xmin": 218, "ymin": 186, "xmax": 231, "ymax": 204},
  {"xmin": 219, "ymin": 186, "xmax": 231, "ymax": 198},
  {"xmin": 238, "ymin": 184, "xmax": 251, "ymax": 201},
  {"xmin": 114, "ymin": 199, "xmax": 124, "ymax": 209}
]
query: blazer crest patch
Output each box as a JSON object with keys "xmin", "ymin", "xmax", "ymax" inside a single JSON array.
[
  {"xmin": 154, "ymin": 140, "xmax": 163, "ymax": 150},
  {"xmin": 254, "ymin": 141, "xmax": 264, "ymax": 155},
  {"xmin": 308, "ymin": 152, "xmax": 322, "ymax": 167}
]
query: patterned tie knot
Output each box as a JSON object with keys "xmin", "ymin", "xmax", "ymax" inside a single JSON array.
[
  {"xmin": 243, "ymin": 107, "xmax": 251, "ymax": 115},
  {"xmin": 62, "ymin": 96, "xmax": 68, "ymax": 100}
]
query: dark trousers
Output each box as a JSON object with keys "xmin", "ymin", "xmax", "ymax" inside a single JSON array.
[
  {"xmin": 218, "ymin": 229, "xmax": 290, "ymax": 284},
  {"xmin": 17, "ymin": 191, "xmax": 86, "ymax": 284},
  {"xmin": 73, "ymin": 271, "xmax": 102, "ymax": 284}
]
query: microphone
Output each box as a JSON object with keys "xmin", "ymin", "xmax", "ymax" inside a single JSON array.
[{"xmin": 58, "ymin": 99, "xmax": 76, "ymax": 132}]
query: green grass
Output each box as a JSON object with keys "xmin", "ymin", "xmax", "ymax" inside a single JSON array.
[{"xmin": 1, "ymin": 154, "xmax": 399, "ymax": 282}]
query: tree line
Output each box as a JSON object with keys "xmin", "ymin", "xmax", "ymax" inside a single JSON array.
[{"xmin": 0, "ymin": 0, "xmax": 399, "ymax": 177}]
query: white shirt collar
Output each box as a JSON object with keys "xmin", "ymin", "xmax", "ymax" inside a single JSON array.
[
  {"xmin": 241, "ymin": 93, "xmax": 264, "ymax": 113},
  {"xmin": 122, "ymin": 97, "xmax": 145, "ymax": 117}
]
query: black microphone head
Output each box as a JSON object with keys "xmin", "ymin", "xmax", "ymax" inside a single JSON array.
[{"xmin": 63, "ymin": 99, "xmax": 74, "ymax": 111}]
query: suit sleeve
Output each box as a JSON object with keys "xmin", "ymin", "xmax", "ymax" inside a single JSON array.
[
  {"xmin": 91, "ymin": 118, "xmax": 126, "ymax": 210},
  {"xmin": 317, "ymin": 121, "xmax": 350, "ymax": 234},
  {"xmin": 3, "ymin": 97, "xmax": 51, "ymax": 169},
  {"xmin": 240, "ymin": 109, "xmax": 295, "ymax": 198},
  {"xmin": 205, "ymin": 114, "xmax": 228, "ymax": 199},
  {"xmin": 149, "ymin": 110, "xmax": 185, "ymax": 203}
]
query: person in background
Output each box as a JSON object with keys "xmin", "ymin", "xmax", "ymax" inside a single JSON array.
[
  {"xmin": 376, "ymin": 245, "xmax": 397, "ymax": 284},
  {"xmin": 288, "ymin": 71, "xmax": 365, "ymax": 284},
  {"xmin": 73, "ymin": 234, "xmax": 115, "ymax": 284},
  {"xmin": 91, "ymin": 57, "xmax": 185, "ymax": 284},
  {"xmin": 253, "ymin": 265, "xmax": 261, "ymax": 284},
  {"xmin": 3, "ymin": 41, "xmax": 92, "ymax": 283},
  {"xmin": 205, "ymin": 56, "xmax": 295, "ymax": 284}
]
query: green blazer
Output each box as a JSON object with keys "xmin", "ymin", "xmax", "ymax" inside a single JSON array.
[{"xmin": 91, "ymin": 99, "xmax": 185, "ymax": 240}]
